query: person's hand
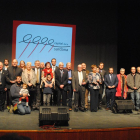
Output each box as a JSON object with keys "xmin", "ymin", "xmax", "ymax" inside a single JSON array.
[
  {"xmin": 4, "ymin": 88, "xmax": 7, "ymax": 91},
  {"xmin": 133, "ymin": 87, "xmax": 137, "ymax": 90},
  {"xmin": 69, "ymin": 77, "xmax": 72, "ymax": 80},
  {"xmin": 112, "ymin": 85, "xmax": 115, "ymax": 88},
  {"xmin": 73, "ymin": 89, "xmax": 76, "ymax": 92},
  {"xmin": 21, "ymin": 97, "xmax": 26, "ymax": 99},
  {"xmin": 60, "ymin": 85, "xmax": 64, "ymax": 89},
  {"xmin": 22, "ymin": 93, "xmax": 28, "ymax": 97},
  {"xmin": 28, "ymin": 83, "xmax": 32, "ymax": 86},
  {"xmin": 45, "ymin": 83, "xmax": 48, "ymax": 87},
  {"xmin": 82, "ymin": 82, "xmax": 86, "ymax": 85},
  {"xmin": 96, "ymin": 79, "xmax": 99, "ymax": 82},
  {"xmin": 93, "ymin": 82, "xmax": 97, "ymax": 85},
  {"xmin": 108, "ymin": 86, "xmax": 112, "ymax": 88},
  {"xmin": 49, "ymin": 84, "xmax": 53, "ymax": 88},
  {"xmin": 10, "ymin": 80, "xmax": 16, "ymax": 84}
]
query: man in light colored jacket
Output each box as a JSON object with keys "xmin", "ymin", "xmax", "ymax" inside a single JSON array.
[{"xmin": 127, "ymin": 67, "xmax": 140, "ymax": 111}]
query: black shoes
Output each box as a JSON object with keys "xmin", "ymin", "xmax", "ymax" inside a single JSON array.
[{"xmin": 74, "ymin": 108, "xmax": 78, "ymax": 112}]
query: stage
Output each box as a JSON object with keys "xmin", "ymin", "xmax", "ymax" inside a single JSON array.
[{"xmin": 0, "ymin": 106, "xmax": 140, "ymax": 130}]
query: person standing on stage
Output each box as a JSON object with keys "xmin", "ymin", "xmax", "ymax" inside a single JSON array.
[
  {"xmin": 32, "ymin": 60, "xmax": 42, "ymax": 110},
  {"xmin": 82, "ymin": 63, "xmax": 89, "ymax": 111},
  {"xmin": 104, "ymin": 67, "xmax": 118, "ymax": 111},
  {"xmin": 88, "ymin": 65, "xmax": 101, "ymax": 112},
  {"xmin": 55, "ymin": 62, "xmax": 68, "ymax": 106},
  {"xmin": 0, "ymin": 62, "xmax": 7, "ymax": 111},
  {"xmin": 116, "ymin": 68, "xmax": 128, "ymax": 100},
  {"xmin": 99, "ymin": 62, "xmax": 106, "ymax": 104},
  {"xmin": 72, "ymin": 64, "xmax": 87, "ymax": 112},
  {"xmin": 96, "ymin": 67, "xmax": 103, "ymax": 109},
  {"xmin": 51, "ymin": 58, "xmax": 58, "ymax": 105},
  {"xmin": 127, "ymin": 67, "xmax": 140, "ymax": 111},
  {"xmin": 3, "ymin": 59, "xmax": 9, "ymax": 71},
  {"xmin": 66, "ymin": 62, "xmax": 73, "ymax": 111},
  {"xmin": 6, "ymin": 59, "xmax": 22, "ymax": 113}
]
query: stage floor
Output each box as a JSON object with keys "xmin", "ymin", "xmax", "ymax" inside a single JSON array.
[{"xmin": 0, "ymin": 106, "xmax": 140, "ymax": 130}]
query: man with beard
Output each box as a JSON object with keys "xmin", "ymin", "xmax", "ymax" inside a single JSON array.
[
  {"xmin": 10, "ymin": 76, "xmax": 31, "ymax": 115},
  {"xmin": 3, "ymin": 59, "xmax": 9, "ymax": 70}
]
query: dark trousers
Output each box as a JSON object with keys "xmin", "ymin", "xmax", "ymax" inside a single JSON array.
[
  {"xmin": 35, "ymin": 84, "xmax": 41, "ymax": 108},
  {"xmin": 90, "ymin": 88, "xmax": 99, "ymax": 112},
  {"xmin": 7, "ymin": 89, "xmax": 12, "ymax": 106},
  {"xmin": 53, "ymin": 89, "xmax": 57, "ymax": 105},
  {"xmin": 57, "ymin": 89, "xmax": 67, "ymax": 106},
  {"xmin": 67, "ymin": 84, "xmax": 73, "ymax": 109},
  {"xmin": 98, "ymin": 85, "xmax": 103, "ymax": 107},
  {"xmin": 106, "ymin": 91, "xmax": 116, "ymax": 109},
  {"xmin": 74, "ymin": 86, "xmax": 85, "ymax": 110},
  {"xmin": 0, "ymin": 89, "xmax": 6, "ymax": 111}
]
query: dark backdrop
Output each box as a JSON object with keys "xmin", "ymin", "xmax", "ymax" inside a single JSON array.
[{"xmin": 1, "ymin": 0, "xmax": 139, "ymax": 74}]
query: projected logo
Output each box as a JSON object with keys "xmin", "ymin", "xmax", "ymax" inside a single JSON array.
[{"xmin": 12, "ymin": 21, "xmax": 76, "ymax": 69}]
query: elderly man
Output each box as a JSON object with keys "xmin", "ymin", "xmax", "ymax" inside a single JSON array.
[
  {"xmin": 72, "ymin": 64, "xmax": 87, "ymax": 112},
  {"xmin": 6, "ymin": 59, "xmax": 22, "ymax": 112},
  {"xmin": 55, "ymin": 62, "xmax": 68, "ymax": 106},
  {"xmin": 82, "ymin": 63, "xmax": 89, "ymax": 111},
  {"xmin": 0, "ymin": 62, "xmax": 7, "ymax": 111},
  {"xmin": 40, "ymin": 62, "xmax": 45, "ymax": 69},
  {"xmin": 10, "ymin": 76, "xmax": 31, "ymax": 115},
  {"xmin": 127, "ymin": 67, "xmax": 140, "ymax": 111},
  {"xmin": 32, "ymin": 60, "xmax": 42, "ymax": 110},
  {"xmin": 66, "ymin": 62, "xmax": 73, "ymax": 111}
]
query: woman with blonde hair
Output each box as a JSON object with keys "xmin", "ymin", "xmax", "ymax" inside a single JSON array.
[{"xmin": 19, "ymin": 60, "xmax": 26, "ymax": 71}]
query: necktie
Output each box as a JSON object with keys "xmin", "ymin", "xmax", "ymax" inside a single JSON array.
[
  {"xmin": 60, "ymin": 70, "xmax": 63, "ymax": 77},
  {"xmin": 37, "ymin": 69, "xmax": 39, "ymax": 83}
]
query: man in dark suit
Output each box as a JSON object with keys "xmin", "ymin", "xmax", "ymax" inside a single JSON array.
[
  {"xmin": 6, "ymin": 59, "xmax": 22, "ymax": 112},
  {"xmin": 51, "ymin": 58, "xmax": 58, "ymax": 105},
  {"xmin": 104, "ymin": 67, "xmax": 118, "ymax": 111},
  {"xmin": 55, "ymin": 62, "xmax": 68, "ymax": 106},
  {"xmin": 32, "ymin": 60, "xmax": 42, "ymax": 110},
  {"xmin": 66, "ymin": 62, "xmax": 73, "ymax": 111},
  {"xmin": 72, "ymin": 64, "xmax": 87, "ymax": 112},
  {"xmin": 0, "ymin": 62, "xmax": 8, "ymax": 111},
  {"xmin": 99, "ymin": 62, "xmax": 106, "ymax": 105}
]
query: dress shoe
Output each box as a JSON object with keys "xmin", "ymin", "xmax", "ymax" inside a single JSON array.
[
  {"xmin": 74, "ymin": 108, "xmax": 78, "ymax": 112},
  {"xmin": 84, "ymin": 108, "xmax": 88, "ymax": 111},
  {"xmin": 106, "ymin": 108, "xmax": 110, "ymax": 111}
]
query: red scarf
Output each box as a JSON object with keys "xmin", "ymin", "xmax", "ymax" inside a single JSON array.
[{"xmin": 42, "ymin": 68, "xmax": 53, "ymax": 78}]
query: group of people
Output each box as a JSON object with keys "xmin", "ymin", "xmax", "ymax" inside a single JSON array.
[{"xmin": 0, "ymin": 58, "xmax": 139, "ymax": 115}]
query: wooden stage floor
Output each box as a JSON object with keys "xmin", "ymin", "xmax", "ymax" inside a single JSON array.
[{"xmin": 0, "ymin": 106, "xmax": 140, "ymax": 130}]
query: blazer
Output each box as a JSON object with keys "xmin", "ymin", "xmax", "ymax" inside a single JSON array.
[
  {"xmin": 72, "ymin": 71, "xmax": 87, "ymax": 92},
  {"xmin": 0, "ymin": 70, "xmax": 8, "ymax": 89},
  {"xmin": 99, "ymin": 69, "xmax": 106, "ymax": 78},
  {"xmin": 21, "ymin": 69, "xmax": 37, "ymax": 87},
  {"xmin": 32, "ymin": 68, "xmax": 42, "ymax": 84},
  {"xmin": 55, "ymin": 68, "xmax": 68, "ymax": 91},
  {"xmin": 104, "ymin": 74, "xmax": 118, "ymax": 93},
  {"xmin": 67, "ymin": 70, "xmax": 74, "ymax": 85},
  {"xmin": 6, "ymin": 66, "xmax": 22, "ymax": 89},
  {"xmin": 127, "ymin": 73, "xmax": 140, "ymax": 92}
]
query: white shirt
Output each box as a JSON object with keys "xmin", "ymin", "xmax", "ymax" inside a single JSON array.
[
  {"xmin": 52, "ymin": 66, "xmax": 56, "ymax": 72},
  {"xmin": 78, "ymin": 71, "xmax": 83, "ymax": 85}
]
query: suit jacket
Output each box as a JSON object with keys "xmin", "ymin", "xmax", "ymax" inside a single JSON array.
[
  {"xmin": 6, "ymin": 66, "xmax": 22, "ymax": 89},
  {"xmin": 32, "ymin": 68, "xmax": 42, "ymax": 84},
  {"xmin": 67, "ymin": 70, "xmax": 74, "ymax": 85},
  {"xmin": 104, "ymin": 74, "xmax": 118, "ymax": 93},
  {"xmin": 55, "ymin": 68, "xmax": 68, "ymax": 91},
  {"xmin": 127, "ymin": 73, "xmax": 140, "ymax": 92},
  {"xmin": 0, "ymin": 70, "xmax": 8, "ymax": 89},
  {"xmin": 99, "ymin": 69, "xmax": 106, "ymax": 78},
  {"xmin": 72, "ymin": 71, "xmax": 87, "ymax": 92}
]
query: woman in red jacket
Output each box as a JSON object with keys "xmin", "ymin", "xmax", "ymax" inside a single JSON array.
[
  {"xmin": 116, "ymin": 68, "xmax": 128, "ymax": 99},
  {"xmin": 42, "ymin": 62, "xmax": 53, "ymax": 78}
]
